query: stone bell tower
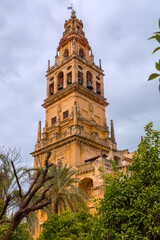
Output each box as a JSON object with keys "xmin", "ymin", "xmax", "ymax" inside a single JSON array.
[{"xmin": 32, "ymin": 9, "xmax": 132, "ymax": 222}]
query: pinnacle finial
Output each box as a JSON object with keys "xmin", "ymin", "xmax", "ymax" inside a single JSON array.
[
  {"xmin": 99, "ymin": 59, "xmax": 102, "ymax": 69},
  {"xmin": 111, "ymin": 120, "xmax": 115, "ymax": 143},
  {"xmin": 37, "ymin": 121, "xmax": 41, "ymax": 142}
]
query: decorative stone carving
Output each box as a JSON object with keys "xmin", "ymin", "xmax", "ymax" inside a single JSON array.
[
  {"xmin": 57, "ymin": 104, "xmax": 62, "ymax": 113},
  {"xmin": 88, "ymin": 103, "xmax": 93, "ymax": 113},
  {"xmin": 72, "ymin": 38, "xmax": 76, "ymax": 54}
]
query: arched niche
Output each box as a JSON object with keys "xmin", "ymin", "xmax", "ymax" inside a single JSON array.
[
  {"xmin": 86, "ymin": 71, "xmax": 93, "ymax": 90},
  {"xmin": 79, "ymin": 48, "xmax": 85, "ymax": 58},
  {"xmin": 63, "ymin": 48, "xmax": 69, "ymax": 58},
  {"xmin": 67, "ymin": 72, "xmax": 72, "ymax": 85},
  {"xmin": 57, "ymin": 72, "xmax": 64, "ymax": 91},
  {"xmin": 79, "ymin": 178, "xmax": 93, "ymax": 198},
  {"xmin": 78, "ymin": 71, "xmax": 83, "ymax": 85}
]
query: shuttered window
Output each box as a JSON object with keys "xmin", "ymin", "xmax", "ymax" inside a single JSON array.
[{"xmin": 63, "ymin": 110, "xmax": 68, "ymax": 119}]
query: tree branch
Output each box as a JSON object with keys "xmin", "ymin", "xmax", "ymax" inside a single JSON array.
[
  {"xmin": 23, "ymin": 199, "xmax": 51, "ymax": 216},
  {"xmin": 41, "ymin": 152, "xmax": 52, "ymax": 182},
  {"xmin": 34, "ymin": 183, "xmax": 53, "ymax": 206},
  {"xmin": 22, "ymin": 152, "xmax": 52, "ymax": 208},
  {"xmin": 23, "ymin": 171, "xmax": 41, "ymax": 198},
  {"xmin": 0, "ymin": 195, "xmax": 11, "ymax": 220},
  {"xmin": 0, "ymin": 220, "xmax": 11, "ymax": 224},
  {"xmin": 11, "ymin": 160, "xmax": 22, "ymax": 199}
]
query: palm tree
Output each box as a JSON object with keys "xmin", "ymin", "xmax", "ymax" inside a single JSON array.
[{"xmin": 46, "ymin": 160, "xmax": 87, "ymax": 214}]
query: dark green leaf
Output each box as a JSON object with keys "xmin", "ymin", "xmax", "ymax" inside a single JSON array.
[
  {"xmin": 148, "ymin": 36, "xmax": 156, "ymax": 40},
  {"xmin": 148, "ymin": 35, "xmax": 160, "ymax": 43},
  {"xmin": 148, "ymin": 73, "xmax": 160, "ymax": 81},
  {"xmin": 155, "ymin": 34, "xmax": 160, "ymax": 43},
  {"xmin": 159, "ymin": 18, "xmax": 160, "ymax": 29},
  {"xmin": 153, "ymin": 31, "xmax": 160, "ymax": 34},
  {"xmin": 155, "ymin": 62, "xmax": 160, "ymax": 71},
  {"xmin": 152, "ymin": 47, "xmax": 160, "ymax": 54}
]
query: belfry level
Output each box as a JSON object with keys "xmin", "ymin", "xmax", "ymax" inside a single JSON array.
[{"xmin": 31, "ymin": 10, "xmax": 132, "ymax": 238}]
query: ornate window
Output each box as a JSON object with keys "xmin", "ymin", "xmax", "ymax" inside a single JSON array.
[
  {"xmin": 63, "ymin": 110, "xmax": 68, "ymax": 119},
  {"xmin": 49, "ymin": 83, "xmax": 54, "ymax": 96},
  {"xmin": 78, "ymin": 71, "xmax": 83, "ymax": 85},
  {"xmin": 63, "ymin": 48, "xmax": 69, "ymax": 58},
  {"xmin": 67, "ymin": 72, "xmax": 72, "ymax": 85},
  {"xmin": 58, "ymin": 72, "xmax": 63, "ymax": 90},
  {"xmin": 51, "ymin": 117, "xmax": 56, "ymax": 125},
  {"xmin": 86, "ymin": 71, "xmax": 93, "ymax": 90},
  {"xmin": 79, "ymin": 48, "xmax": 85, "ymax": 58},
  {"xmin": 96, "ymin": 82, "xmax": 101, "ymax": 95}
]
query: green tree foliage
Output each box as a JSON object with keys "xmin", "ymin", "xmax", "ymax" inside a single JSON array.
[
  {"xmin": 38, "ymin": 209, "xmax": 93, "ymax": 240},
  {"xmin": 93, "ymin": 122, "xmax": 160, "ymax": 240},
  {"xmin": 0, "ymin": 223, "xmax": 33, "ymax": 240},
  {"xmin": 148, "ymin": 19, "xmax": 160, "ymax": 91},
  {"xmin": 46, "ymin": 160, "xmax": 87, "ymax": 214}
]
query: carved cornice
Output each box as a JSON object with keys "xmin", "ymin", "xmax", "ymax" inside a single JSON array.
[
  {"xmin": 31, "ymin": 132, "xmax": 110, "ymax": 158},
  {"xmin": 42, "ymin": 83, "xmax": 108, "ymax": 109},
  {"xmin": 46, "ymin": 54, "xmax": 103, "ymax": 77}
]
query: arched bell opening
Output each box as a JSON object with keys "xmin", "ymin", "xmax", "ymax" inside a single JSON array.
[
  {"xmin": 78, "ymin": 71, "xmax": 83, "ymax": 85},
  {"xmin": 86, "ymin": 71, "xmax": 93, "ymax": 90},
  {"xmin": 79, "ymin": 48, "xmax": 85, "ymax": 58},
  {"xmin": 57, "ymin": 72, "xmax": 64, "ymax": 91},
  {"xmin": 79, "ymin": 178, "xmax": 93, "ymax": 199},
  {"xmin": 67, "ymin": 72, "xmax": 72, "ymax": 85}
]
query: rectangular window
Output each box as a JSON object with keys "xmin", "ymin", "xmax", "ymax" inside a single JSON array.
[
  {"xmin": 51, "ymin": 117, "xmax": 56, "ymax": 125},
  {"xmin": 63, "ymin": 110, "xmax": 68, "ymax": 119},
  {"xmin": 49, "ymin": 83, "xmax": 54, "ymax": 96}
]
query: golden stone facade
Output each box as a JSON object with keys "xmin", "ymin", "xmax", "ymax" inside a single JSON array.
[{"xmin": 31, "ymin": 10, "xmax": 132, "ymax": 238}]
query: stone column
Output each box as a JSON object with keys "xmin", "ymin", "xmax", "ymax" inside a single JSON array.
[
  {"xmin": 54, "ymin": 74, "xmax": 58, "ymax": 94},
  {"xmin": 83, "ymin": 68, "xmax": 87, "ymax": 87},
  {"xmin": 64, "ymin": 70, "xmax": 67, "ymax": 88},
  {"xmin": 72, "ymin": 60, "xmax": 77, "ymax": 83},
  {"xmin": 92, "ymin": 73, "xmax": 96, "ymax": 93},
  {"xmin": 73, "ymin": 101, "xmax": 78, "ymax": 125}
]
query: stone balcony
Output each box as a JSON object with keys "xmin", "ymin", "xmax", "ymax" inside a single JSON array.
[{"xmin": 35, "ymin": 125, "xmax": 113, "ymax": 152}]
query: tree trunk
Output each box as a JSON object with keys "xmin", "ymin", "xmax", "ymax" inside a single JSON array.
[
  {"xmin": 2, "ymin": 212, "xmax": 22, "ymax": 240},
  {"xmin": 54, "ymin": 199, "xmax": 59, "ymax": 214}
]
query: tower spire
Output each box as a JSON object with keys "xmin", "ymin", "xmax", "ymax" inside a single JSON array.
[
  {"xmin": 111, "ymin": 120, "xmax": 115, "ymax": 143},
  {"xmin": 37, "ymin": 121, "xmax": 41, "ymax": 142}
]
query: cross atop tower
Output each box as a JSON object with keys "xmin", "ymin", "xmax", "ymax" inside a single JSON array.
[
  {"xmin": 67, "ymin": 3, "xmax": 73, "ymax": 11},
  {"xmin": 67, "ymin": 3, "xmax": 76, "ymax": 18}
]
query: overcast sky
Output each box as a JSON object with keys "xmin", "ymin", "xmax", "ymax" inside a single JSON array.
[{"xmin": 0, "ymin": 0, "xmax": 159, "ymax": 164}]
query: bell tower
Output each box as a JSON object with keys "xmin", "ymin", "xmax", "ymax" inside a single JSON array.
[{"xmin": 32, "ymin": 10, "xmax": 132, "ymax": 220}]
